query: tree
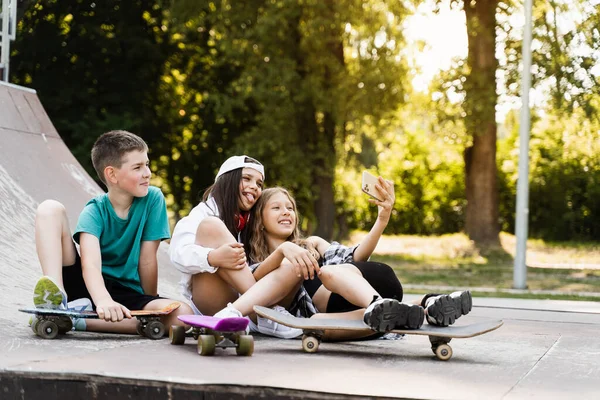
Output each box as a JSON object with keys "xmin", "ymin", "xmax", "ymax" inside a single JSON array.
[
  {"xmin": 170, "ymin": 0, "xmax": 411, "ymax": 239},
  {"xmin": 11, "ymin": 0, "xmax": 171, "ymax": 182},
  {"xmin": 431, "ymin": 0, "xmax": 501, "ymax": 247}
]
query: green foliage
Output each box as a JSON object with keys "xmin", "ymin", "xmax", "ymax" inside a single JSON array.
[
  {"xmin": 498, "ymin": 109, "xmax": 600, "ymax": 240},
  {"xmin": 335, "ymin": 95, "xmax": 466, "ymax": 235},
  {"xmin": 502, "ymin": 0, "xmax": 600, "ymax": 120},
  {"xmin": 151, "ymin": 3, "xmax": 256, "ymax": 219},
  {"xmin": 164, "ymin": 0, "xmax": 412, "ymax": 234},
  {"xmin": 11, "ymin": 0, "xmax": 171, "ymax": 186}
]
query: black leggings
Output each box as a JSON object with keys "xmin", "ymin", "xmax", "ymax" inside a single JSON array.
[{"xmin": 303, "ymin": 261, "xmax": 404, "ymax": 313}]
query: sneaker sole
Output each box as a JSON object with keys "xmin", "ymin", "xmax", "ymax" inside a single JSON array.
[
  {"xmin": 427, "ymin": 291, "xmax": 472, "ymax": 327},
  {"xmin": 33, "ymin": 277, "xmax": 65, "ymax": 309},
  {"xmin": 364, "ymin": 299, "xmax": 424, "ymax": 332}
]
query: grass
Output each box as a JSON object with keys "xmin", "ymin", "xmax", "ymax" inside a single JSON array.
[{"xmin": 348, "ymin": 231, "xmax": 600, "ymax": 301}]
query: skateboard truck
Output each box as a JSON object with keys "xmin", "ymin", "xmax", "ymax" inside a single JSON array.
[
  {"xmin": 429, "ymin": 336, "xmax": 453, "ymax": 361},
  {"xmin": 170, "ymin": 315, "xmax": 253, "ymax": 356},
  {"xmin": 301, "ymin": 329, "xmax": 324, "ymax": 353}
]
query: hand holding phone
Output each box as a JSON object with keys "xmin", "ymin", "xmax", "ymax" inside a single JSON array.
[{"xmin": 361, "ymin": 171, "xmax": 383, "ymax": 202}]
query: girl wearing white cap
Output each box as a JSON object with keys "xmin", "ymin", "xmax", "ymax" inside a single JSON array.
[{"xmin": 169, "ymin": 155, "xmax": 318, "ymax": 338}]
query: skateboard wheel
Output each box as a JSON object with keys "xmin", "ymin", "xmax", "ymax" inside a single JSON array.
[
  {"xmin": 170, "ymin": 325, "xmax": 186, "ymax": 345},
  {"xmin": 236, "ymin": 335, "xmax": 254, "ymax": 356},
  {"xmin": 434, "ymin": 344, "xmax": 453, "ymax": 361},
  {"xmin": 31, "ymin": 317, "xmax": 40, "ymax": 334},
  {"xmin": 145, "ymin": 320, "xmax": 165, "ymax": 340},
  {"xmin": 37, "ymin": 320, "xmax": 59, "ymax": 340},
  {"xmin": 302, "ymin": 335, "xmax": 320, "ymax": 353},
  {"xmin": 198, "ymin": 335, "xmax": 215, "ymax": 356},
  {"xmin": 136, "ymin": 322, "xmax": 146, "ymax": 337}
]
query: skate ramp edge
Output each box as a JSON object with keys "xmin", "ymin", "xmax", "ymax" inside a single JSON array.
[{"xmin": 0, "ymin": 81, "xmax": 182, "ymax": 322}]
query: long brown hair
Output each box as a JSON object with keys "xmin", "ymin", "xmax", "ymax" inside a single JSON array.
[{"xmin": 246, "ymin": 187, "xmax": 303, "ymax": 263}]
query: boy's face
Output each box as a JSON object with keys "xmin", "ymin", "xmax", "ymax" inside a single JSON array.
[{"xmin": 112, "ymin": 150, "xmax": 151, "ymax": 197}]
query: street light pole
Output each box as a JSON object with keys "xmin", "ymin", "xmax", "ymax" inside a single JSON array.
[
  {"xmin": 1, "ymin": 0, "xmax": 11, "ymax": 82},
  {"xmin": 513, "ymin": 0, "xmax": 533, "ymax": 289}
]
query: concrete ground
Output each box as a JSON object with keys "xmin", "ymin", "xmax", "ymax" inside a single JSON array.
[
  {"xmin": 1, "ymin": 296, "xmax": 599, "ymax": 399},
  {"xmin": 1, "ymin": 81, "xmax": 599, "ymax": 400}
]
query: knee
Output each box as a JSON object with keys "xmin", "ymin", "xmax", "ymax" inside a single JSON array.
[
  {"xmin": 371, "ymin": 262, "xmax": 397, "ymax": 280},
  {"xmin": 177, "ymin": 302, "xmax": 194, "ymax": 316},
  {"xmin": 36, "ymin": 199, "xmax": 66, "ymax": 219},
  {"xmin": 195, "ymin": 217, "xmax": 232, "ymax": 244},
  {"xmin": 196, "ymin": 216, "xmax": 224, "ymax": 236},
  {"xmin": 372, "ymin": 262, "xmax": 403, "ymax": 298},
  {"xmin": 318, "ymin": 265, "xmax": 336, "ymax": 284},
  {"xmin": 278, "ymin": 261, "xmax": 304, "ymax": 283}
]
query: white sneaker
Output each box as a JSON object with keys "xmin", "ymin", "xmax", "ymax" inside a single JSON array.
[
  {"xmin": 213, "ymin": 303, "xmax": 243, "ymax": 318},
  {"xmin": 213, "ymin": 303, "xmax": 249, "ymax": 334},
  {"xmin": 67, "ymin": 298, "xmax": 93, "ymax": 331},
  {"xmin": 248, "ymin": 319, "xmax": 260, "ymax": 333},
  {"xmin": 255, "ymin": 305, "xmax": 302, "ymax": 339},
  {"xmin": 67, "ymin": 298, "xmax": 93, "ymax": 312}
]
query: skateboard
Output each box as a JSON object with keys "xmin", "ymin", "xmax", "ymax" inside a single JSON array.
[
  {"xmin": 254, "ymin": 305, "xmax": 503, "ymax": 361},
  {"xmin": 170, "ymin": 315, "xmax": 253, "ymax": 356},
  {"xmin": 20, "ymin": 302, "xmax": 181, "ymax": 340}
]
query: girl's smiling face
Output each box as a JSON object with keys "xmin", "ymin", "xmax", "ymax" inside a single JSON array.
[
  {"xmin": 238, "ymin": 167, "xmax": 264, "ymax": 211},
  {"xmin": 261, "ymin": 191, "xmax": 297, "ymax": 239}
]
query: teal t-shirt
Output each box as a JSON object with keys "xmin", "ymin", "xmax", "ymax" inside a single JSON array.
[{"xmin": 73, "ymin": 186, "xmax": 171, "ymax": 294}]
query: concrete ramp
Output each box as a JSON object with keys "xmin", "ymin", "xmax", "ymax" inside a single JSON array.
[{"xmin": 0, "ymin": 81, "xmax": 180, "ymax": 321}]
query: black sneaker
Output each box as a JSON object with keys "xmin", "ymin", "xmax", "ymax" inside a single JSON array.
[
  {"xmin": 425, "ymin": 290, "xmax": 472, "ymax": 327},
  {"xmin": 363, "ymin": 298, "xmax": 424, "ymax": 332}
]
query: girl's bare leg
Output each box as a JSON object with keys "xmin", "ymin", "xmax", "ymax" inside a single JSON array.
[
  {"xmin": 315, "ymin": 264, "xmax": 379, "ymax": 309},
  {"xmin": 229, "ymin": 261, "xmax": 302, "ymax": 316},
  {"xmin": 192, "ymin": 272, "xmax": 239, "ymax": 315},
  {"xmin": 35, "ymin": 200, "xmax": 78, "ymax": 289},
  {"xmin": 145, "ymin": 298, "xmax": 194, "ymax": 333},
  {"xmin": 191, "ymin": 217, "xmax": 256, "ymax": 315}
]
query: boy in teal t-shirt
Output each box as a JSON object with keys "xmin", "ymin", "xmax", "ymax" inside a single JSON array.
[{"xmin": 32, "ymin": 130, "xmax": 192, "ymax": 334}]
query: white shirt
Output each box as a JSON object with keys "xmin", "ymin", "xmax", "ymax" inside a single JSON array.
[{"xmin": 169, "ymin": 197, "xmax": 220, "ymax": 303}]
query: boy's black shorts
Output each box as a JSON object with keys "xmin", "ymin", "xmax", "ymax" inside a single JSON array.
[{"xmin": 62, "ymin": 252, "xmax": 164, "ymax": 311}]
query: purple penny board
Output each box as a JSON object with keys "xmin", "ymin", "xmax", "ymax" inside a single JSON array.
[{"xmin": 178, "ymin": 315, "xmax": 249, "ymax": 332}]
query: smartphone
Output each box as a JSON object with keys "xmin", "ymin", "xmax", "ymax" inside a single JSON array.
[{"xmin": 361, "ymin": 171, "xmax": 383, "ymax": 201}]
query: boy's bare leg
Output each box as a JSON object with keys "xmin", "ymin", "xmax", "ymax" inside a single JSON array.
[
  {"xmin": 86, "ymin": 299, "xmax": 195, "ymax": 335},
  {"xmin": 191, "ymin": 217, "xmax": 256, "ymax": 315},
  {"xmin": 85, "ymin": 319, "xmax": 139, "ymax": 334},
  {"xmin": 316, "ymin": 264, "xmax": 379, "ymax": 309},
  {"xmin": 35, "ymin": 200, "xmax": 78, "ymax": 289}
]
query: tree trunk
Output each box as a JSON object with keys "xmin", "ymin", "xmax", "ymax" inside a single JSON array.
[
  {"xmin": 312, "ymin": 112, "xmax": 337, "ymax": 240},
  {"xmin": 308, "ymin": 3, "xmax": 345, "ymax": 241},
  {"xmin": 463, "ymin": 0, "xmax": 500, "ymax": 246}
]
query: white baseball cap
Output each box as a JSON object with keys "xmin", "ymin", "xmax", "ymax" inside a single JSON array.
[{"xmin": 215, "ymin": 155, "xmax": 265, "ymax": 182}]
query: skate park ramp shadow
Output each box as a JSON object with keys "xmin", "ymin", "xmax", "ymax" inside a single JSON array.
[{"xmin": 0, "ymin": 81, "xmax": 181, "ymax": 320}]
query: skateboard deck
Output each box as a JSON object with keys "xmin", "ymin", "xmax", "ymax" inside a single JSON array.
[
  {"xmin": 178, "ymin": 315, "xmax": 249, "ymax": 331},
  {"xmin": 254, "ymin": 305, "xmax": 503, "ymax": 360},
  {"xmin": 20, "ymin": 302, "xmax": 181, "ymax": 340},
  {"xmin": 170, "ymin": 315, "xmax": 253, "ymax": 356}
]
